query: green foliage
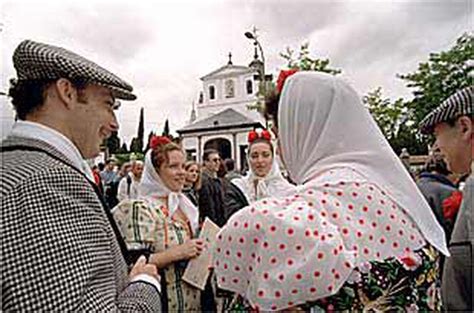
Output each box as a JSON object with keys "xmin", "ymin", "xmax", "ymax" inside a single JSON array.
[
  {"xmin": 399, "ymin": 33, "xmax": 473, "ymax": 127},
  {"xmin": 363, "ymin": 87, "xmax": 404, "ymax": 142},
  {"xmin": 162, "ymin": 119, "xmax": 170, "ymax": 137},
  {"xmin": 114, "ymin": 152, "xmax": 144, "ymax": 166},
  {"xmin": 365, "ymin": 33, "xmax": 472, "ymax": 155},
  {"xmin": 280, "ymin": 42, "xmax": 341, "ymax": 75},
  {"xmin": 364, "ymin": 87, "xmax": 428, "ymax": 155},
  {"xmin": 117, "ymin": 142, "xmax": 128, "ymax": 154},
  {"xmin": 129, "ymin": 137, "xmax": 141, "ymax": 153},
  {"xmin": 105, "ymin": 131, "xmax": 120, "ymax": 155},
  {"xmin": 133, "ymin": 107, "xmax": 145, "ymax": 153}
]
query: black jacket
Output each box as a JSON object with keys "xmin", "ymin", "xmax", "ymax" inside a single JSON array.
[
  {"xmin": 198, "ymin": 171, "xmax": 226, "ymax": 227},
  {"xmin": 223, "ymin": 182, "xmax": 249, "ymax": 221}
]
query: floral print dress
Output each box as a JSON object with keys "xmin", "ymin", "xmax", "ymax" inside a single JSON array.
[
  {"xmin": 307, "ymin": 245, "xmax": 441, "ymax": 312},
  {"xmin": 113, "ymin": 198, "xmax": 201, "ymax": 312}
]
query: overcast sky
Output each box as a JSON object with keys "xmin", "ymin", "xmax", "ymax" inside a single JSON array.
[{"xmin": 0, "ymin": 0, "xmax": 471, "ymax": 144}]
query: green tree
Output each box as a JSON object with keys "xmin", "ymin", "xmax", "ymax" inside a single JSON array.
[
  {"xmin": 362, "ymin": 87, "xmax": 421, "ymax": 154},
  {"xmin": 129, "ymin": 137, "xmax": 141, "ymax": 153},
  {"xmin": 363, "ymin": 87, "xmax": 405, "ymax": 142},
  {"xmin": 105, "ymin": 131, "xmax": 120, "ymax": 155},
  {"xmin": 399, "ymin": 33, "xmax": 473, "ymax": 127},
  {"xmin": 280, "ymin": 42, "xmax": 341, "ymax": 75},
  {"xmin": 144, "ymin": 130, "xmax": 155, "ymax": 152},
  {"xmin": 162, "ymin": 119, "xmax": 170, "ymax": 137},
  {"xmin": 135, "ymin": 107, "xmax": 145, "ymax": 152},
  {"xmin": 117, "ymin": 142, "xmax": 128, "ymax": 154}
]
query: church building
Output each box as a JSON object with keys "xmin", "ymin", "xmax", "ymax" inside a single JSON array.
[{"xmin": 177, "ymin": 52, "xmax": 269, "ymax": 171}]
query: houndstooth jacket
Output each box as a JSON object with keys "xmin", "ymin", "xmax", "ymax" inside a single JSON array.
[{"xmin": 1, "ymin": 136, "xmax": 162, "ymax": 311}]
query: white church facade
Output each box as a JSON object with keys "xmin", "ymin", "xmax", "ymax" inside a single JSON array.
[{"xmin": 177, "ymin": 53, "xmax": 268, "ymax": 171}]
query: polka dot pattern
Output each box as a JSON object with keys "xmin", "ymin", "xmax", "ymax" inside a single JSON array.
[{"xmin": 213, "ymin": 168, "xmax": 426, "ymax": 311}]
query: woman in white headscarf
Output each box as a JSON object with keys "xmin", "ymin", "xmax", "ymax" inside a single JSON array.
[
  {"xmin": 213, "ymin": 71, "xmax": 448, "ymax": 312},
  {"xmin": 224, "ymin": 128, "xmax": 296, "ymax": 221},
  {"xmin": 113, "ymin": 136, "xmax": 202, "ymax": 312}
]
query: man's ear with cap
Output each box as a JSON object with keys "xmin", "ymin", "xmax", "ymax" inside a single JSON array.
[{"xmin": 457, "ymin": 116, "xmax": 473, "ymax": 142}]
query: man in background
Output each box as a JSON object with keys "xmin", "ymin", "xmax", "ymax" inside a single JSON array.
[{"xmin": 420, "ymin": 86, "xmax": 473, "ymax": 311}]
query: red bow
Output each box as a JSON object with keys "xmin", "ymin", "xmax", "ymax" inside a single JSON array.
[
  {"xmin": 150, "ymin": 135, "xmax": 171, "ymax": 150},
  {"xmin": 442, "ymin": 190, "xmax": 463, "ymax": 221},
  {"xmin": 248, "ymin": 129, "xmax": 271, "ymax": 143},
  {"xmin": 276, "ymin": 69, "xmax": 298, "ymax": 94}
]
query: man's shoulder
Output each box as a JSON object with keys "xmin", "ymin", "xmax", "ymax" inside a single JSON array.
[{"xmin": 1, "ymin": 147, "xmax": 89, "ymax": 196}]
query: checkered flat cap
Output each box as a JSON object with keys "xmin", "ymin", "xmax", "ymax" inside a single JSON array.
[
  {"xmin": 420, "ymin": 86, "xmax": 473, "ymax": 134},
  {"xmin": 13, "ymin": 40, "xmax": 137, "ymax": 100}
]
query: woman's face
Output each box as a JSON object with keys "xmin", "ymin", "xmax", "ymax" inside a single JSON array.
[
  {"xmin": 157, "ymin": 150, "xmax": 186, "ymax": 192},
  {"xmin": 249, "ymin": 142, "xmax": 273, "ymax": 178},
  {"xmin": 185, "ymin": 164, "xmax": 199, "ymax": 184}
]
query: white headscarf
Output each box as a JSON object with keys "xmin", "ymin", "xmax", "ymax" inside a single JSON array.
[
  {"xmin": 232, "ymin": 151, "xmax": 295, "ymax": 203},
  {"xmin": 138, "ymin": 150, "xmax": 199, "ymax": 235},
  {"xmin": 279, "ymin": 71, "xmax": 448, "ymax": 255}
]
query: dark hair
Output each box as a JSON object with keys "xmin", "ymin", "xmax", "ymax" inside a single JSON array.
[
  {"xmin": 249, "ymin": 138, "xmax": 274, "ymax": 156},
  {"xmin": 424, "ymin": 155, "xmax": 451, "ymax": 176},
  {"xmin": 264, "ymin": 90, "xmax": 280, "ymax": 128},
  {"xmin": 445, "ymin": 115, "xmax": 474, "ymax": 128},
  {"xmin": 217, "ymin": 159, "xmax": 227, "ymax": 178},
  {"xmin": 8, "ymin": 78, "xmax": 88, "ymax": 120},
  {"xmin": 185, "ymin": 161, "xmax": 202, "ymax": 190},
  {"xmin": 203, "ymin": 149, "xmax": 219, "ymax": 162},
  {"xmin": 98, "ymin": 162, "xmax": 105, "ymax": 171},
  {"xmin": 105, "ymin": 159, "xmax": 116, "ymax": 165},
  {"xmin": 224, "ymin": 158, "xmax": 235, "ymax": 171}
]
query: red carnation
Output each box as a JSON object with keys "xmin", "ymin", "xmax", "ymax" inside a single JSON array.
[
  {"xmin": 150, "ymin": 135, "xmax": 171, "ymax": 150},
  {"xmin": 276, "ymin": 68, "xmax": 298, "ymax": 94},
  {"xmin": 442, "ymin": 190, "xmax": 463, "ymax": 221},
  {"xmin": 248, "ymin": 130, "xmax": 258, "ymax": 143},
  {"xmin": 261, "ymin": 129, "xmax": 271, "ymax": 141},
  {"xmin": 248, "ymin": 128, "xmax": 271, "ymax": 144}
]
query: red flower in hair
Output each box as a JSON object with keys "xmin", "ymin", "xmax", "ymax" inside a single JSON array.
[
  {"xmin": 248, "ymin": 131, "xmax": 258, "ymax": 143},
  {"xmin": 150, "ymin": 135, "xmax": 171, "ymax": 150},
  {"xmin": 248, "ymin": 128, "xmax": 272, "ymax": 143},
  {"xmin": 442, "ymin": 190, "xmax": 463, "ymax": 221},
  {"xmin": 276, "ymin": 69, "xmax": 298, "ymax": 94}
]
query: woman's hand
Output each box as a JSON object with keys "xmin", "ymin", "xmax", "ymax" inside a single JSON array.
[{"xmin": 176, "ymin": 239, "xmax": 204, "ymax": 260}]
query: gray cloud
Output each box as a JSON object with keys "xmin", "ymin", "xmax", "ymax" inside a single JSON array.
[
  {"xmin": 1, "ymin": 0, "xmax": 471, "ymax": 142},
  {"xmin": 58, "ymin": 4, "xmax": 154, "ymax": 63}
]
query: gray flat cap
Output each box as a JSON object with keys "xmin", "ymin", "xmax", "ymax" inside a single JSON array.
[
  {"xmin": 13, "ymin": 40, "xmax": 137, "ymax": 101},
  {"xmin": 420, "ymin": 86, "xmax": 473, "ymax": 134}
]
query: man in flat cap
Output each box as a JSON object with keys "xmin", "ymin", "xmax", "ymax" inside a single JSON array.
[
  {"xmin": 1, "ymin": 40, "xmax": 162, "ymax": 311},
  {"xmin": 420, "ymin": 86, "xmax": 473, "ymax": 311}
]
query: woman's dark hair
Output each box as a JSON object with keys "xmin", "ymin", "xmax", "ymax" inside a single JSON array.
[
  {"xmin": 184, "ymin": 160, "xmax": 202, "ymax": 190},
  {"xmin": 249, "ymin": 138, "xmax": 274, "ymax": 156},
  {"xmin": 424, "ymin": 155, "xmax": 451, "ymax": 176},
  {"xmin": 8, "ymin": 78, "xmax": 88, "ymax": 120},
  {"xmin": 264, "ymin": 90, "xmax": 280, "ymax": 128}
]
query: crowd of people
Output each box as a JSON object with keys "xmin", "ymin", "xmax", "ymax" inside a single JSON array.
[{"xmin": 1, "ymin": 39, "xmax": 472, "ymax": 312}]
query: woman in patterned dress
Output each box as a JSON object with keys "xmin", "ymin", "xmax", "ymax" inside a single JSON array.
[
  {"xmin": 114, "ymin": 136, "xmax": 203, "ymax": 312},
  {"xmin": 213, "ymin": 71, "xmax": 449, "ymax": 312}
]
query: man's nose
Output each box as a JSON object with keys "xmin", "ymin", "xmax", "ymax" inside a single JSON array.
[{"xmin": 110, "ymin": 111, "xmax": 119, "ymax": 132}]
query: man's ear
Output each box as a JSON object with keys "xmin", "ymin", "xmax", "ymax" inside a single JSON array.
[
  {"xmin": 54, "ymin": 78, "xmax": 78, "ymax": 108},
  {"xmin": 457, "ymin": 116, "xmax": 472, "ymax": 141}
]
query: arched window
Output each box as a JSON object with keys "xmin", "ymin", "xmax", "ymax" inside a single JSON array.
[
  {"xmin": 225, "ymin": 79, "xmax": 235, "ymax": 98},
  {"xmin": 209, "ymin": 85, "xmax": 215, "ymax": 100},
  {"xmin": 246, "ymin": 80, "xmax": 253, "ymax": 94}
]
